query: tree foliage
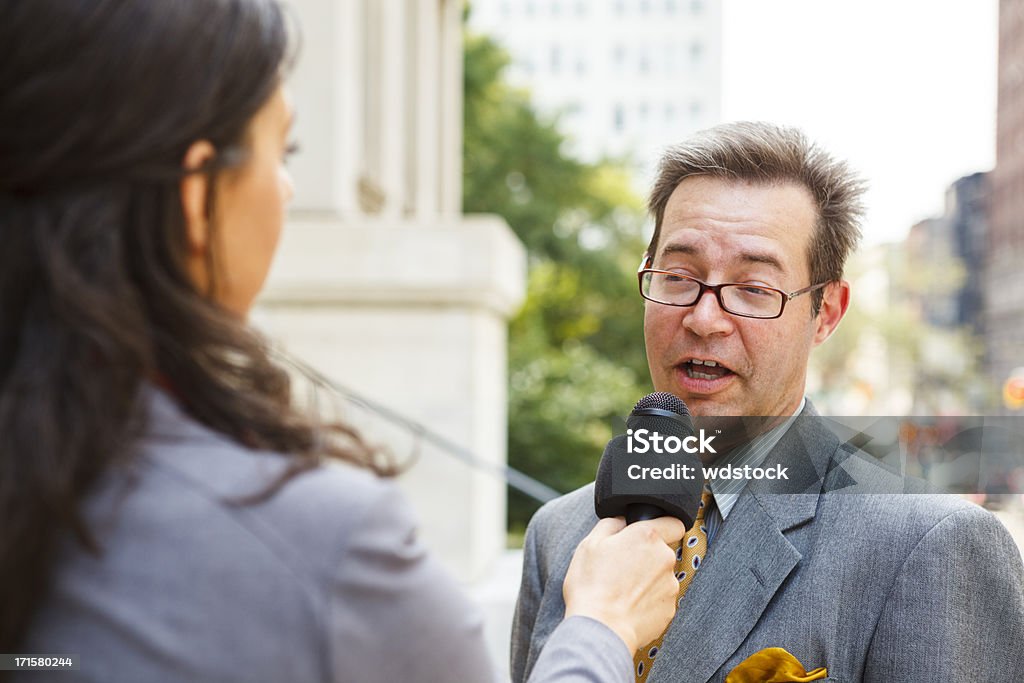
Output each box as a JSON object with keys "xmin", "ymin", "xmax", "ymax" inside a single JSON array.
[{"xmin": 463, "ymin": 32, "xmax": 651, "ymax": 530}]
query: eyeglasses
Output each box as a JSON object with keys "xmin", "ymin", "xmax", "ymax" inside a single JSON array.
[{"xmin": 636, "ymin": 257, "xmax": 830, "ymax": 319}]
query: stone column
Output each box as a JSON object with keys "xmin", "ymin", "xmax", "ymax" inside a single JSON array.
[{"xmin": 263, "ymin": 0, "xmax": 526, "ymax": 583}]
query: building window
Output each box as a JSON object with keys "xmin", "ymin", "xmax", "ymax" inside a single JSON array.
[
  {"xmin": 690, "ymin": 100, "xmax": 703, "ymax": 120},
  {"xmin": 666, "ymin": 0, "xmax": 678, "ymax": 13},
  {"xmin": 614, "ymin": 0, "xmax": 625, "ymax": 16},
  {"xmin": 613, "ymin": 104, "xmax": 625, "ymax": 132},
  {"xmin": 613, "ymin": 44, "xmax": 626, "ymax": 70},
  {"xmin": 552, "ymin": 1, "xmax": 561, "ymax": 16},
  {"xmin": 691, "ymin": 0, "xmax": 704, "ymax": 14},
  {"xmin": 550, "ymin": 46, "xmax": 562, "ymax": 72},
  {"xmin": 690, "ymin": 41, "xmax": 703, "ymax": 65}
]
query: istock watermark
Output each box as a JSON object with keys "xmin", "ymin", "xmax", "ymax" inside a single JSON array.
[
  {"xmin": 611, "ymin": 415, "xmax": 1024, "ymax": 498},
  {"xmin": 626, "ymin": 428, "xmax": 717, "ymax": 455},
  {"xmin": 625, "ymin": 462, "xmax": 790, "ymax": 481},
  {"xmin": 610, "ymin": 426, "xmax": 791, "ymax": 496}
]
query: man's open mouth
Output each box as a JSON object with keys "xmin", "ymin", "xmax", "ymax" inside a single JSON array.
[{"xmin": 681, "ymin": 358, "xmax": 734, "ymax": 380}]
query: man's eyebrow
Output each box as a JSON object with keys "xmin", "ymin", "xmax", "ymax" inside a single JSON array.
[
  {"xmin": 660, "ymin": 243, "xmax": 787, "ymax": 272},
  {"xmin": 284, "ymin": 108, "xmax": 297, "ymax": 134},
  {"xmin": 660, "ymin": 243, "xmax": 698, "ymax": 257},
  {"xmin": 738, "ymin": 250, "xmax": 786, "ymax": 272}
]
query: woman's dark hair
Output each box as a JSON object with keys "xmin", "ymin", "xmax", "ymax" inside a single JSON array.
[{"xmin": 0, "ymin": 0, "xmax": 387, "ymax": 652}]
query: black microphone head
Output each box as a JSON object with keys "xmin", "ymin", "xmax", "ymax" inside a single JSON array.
[
  {"xmin": 633, "ymin": 391, "xmax": 689, "ymax": 417},
  {"xmin": 594, "ymin": 392, "xmax": 704, "ymax": 528}
]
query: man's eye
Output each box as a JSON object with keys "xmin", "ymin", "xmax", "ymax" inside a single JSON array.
[
  {"xmin": 283, "ymin": 141, "xmax": 301, "ymax": 161},
  {"xmin": 738, "ymin": 285, "xmax": 772, "ymax": 296}
]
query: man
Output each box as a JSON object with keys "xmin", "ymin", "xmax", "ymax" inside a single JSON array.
[{"xmin": 511, "ymin": 122, "xmax": 1024, "ymax": 683}]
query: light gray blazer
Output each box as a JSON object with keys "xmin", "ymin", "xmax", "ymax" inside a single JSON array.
[
  {"xmin": 512, "ymin": 402, "xmax": 1024, "ymax": 683},
  {"xmin": 21, "ymin": 388, "xmax": 633, "ymax": 683}
]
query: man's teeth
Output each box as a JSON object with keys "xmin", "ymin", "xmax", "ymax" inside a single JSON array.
[{"xmin": 686, "ymin": 358, "xmax": 725, "ymax": 380}]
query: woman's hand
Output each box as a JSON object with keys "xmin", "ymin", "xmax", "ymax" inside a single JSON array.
[{"xmin": 562, "ymin": 516, "xmax": 685, "ymax": 653}]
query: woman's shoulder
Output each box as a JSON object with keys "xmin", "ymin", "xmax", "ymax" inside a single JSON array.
[
  {"xmin": 127, "ymin": 385, "xmax": 411, "ymax": 578},
  {"xmin": 33, "ymin": 388, "xmax": 419, "ymax": 682}
]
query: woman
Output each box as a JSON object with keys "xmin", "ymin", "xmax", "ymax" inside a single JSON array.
[{"xmin": 0, "ymin": 1, "xmax": 681, "ymax": 681}]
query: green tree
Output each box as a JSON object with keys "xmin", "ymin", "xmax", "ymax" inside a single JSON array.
[{"xmin": 463, "ymin": 32, "xmax": 651, "ymax": 531}]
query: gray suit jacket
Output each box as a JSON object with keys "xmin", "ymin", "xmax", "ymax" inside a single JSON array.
[
  {"xmin": 512, "ymin": 402, "xmax": 1024, "ymax": 682},
  {"xmin": 21, "ymin": 388, "xmax": 633, "ymax": 683}
]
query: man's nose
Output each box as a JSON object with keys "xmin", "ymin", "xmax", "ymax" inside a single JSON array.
[{"xmin": 682, "ymin": 289, "xmax": 734, "ymax": 337}]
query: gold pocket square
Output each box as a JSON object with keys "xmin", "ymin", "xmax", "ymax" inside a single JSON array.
[{"xmin": 725, "ymin": 647, "xmax": 827, "ymax": 683}]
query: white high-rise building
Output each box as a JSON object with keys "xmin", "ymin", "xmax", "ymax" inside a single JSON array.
[{"xmin": 469, "ymin": 0, "xmax": 722, "ymax": 182}]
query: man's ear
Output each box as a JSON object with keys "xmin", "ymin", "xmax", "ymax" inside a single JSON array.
[
  {"xmin": 812, "ymin": 280, "xmax": 851, "ymax": 346},
  {"xmin": 179, "ymin": 140, "xmax": 217, "ymax": 254}
]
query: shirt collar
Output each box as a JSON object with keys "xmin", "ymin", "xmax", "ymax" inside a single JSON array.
[{"xmin": 707, "ymin": 397, "xmax": 805, "ymax": 520}]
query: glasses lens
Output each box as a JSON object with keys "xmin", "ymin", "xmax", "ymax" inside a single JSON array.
[
  {"xmin": 644, "ymin": 272, "xmax": 701, "ymax": 305},
  {"xmin": 721, "ymin": 285, "xmax": 784, "ymax": 318}
]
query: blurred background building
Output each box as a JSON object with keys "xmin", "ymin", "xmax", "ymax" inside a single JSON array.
[
  {"xmin": 896, "ymin": 173, "xmax": 990, "ymax": 413},
  {"xmin": 987, "ymin": 0, "xmax": 1024, "ymax": 415},
  {"xmin": 905, "ymin": 173, "xmax": 989, "ymax": 335},
  {"xmin": 468, "ymin": 0, "xmax": 721, "ymax": 181},
  {"xmin": 949, "ymin": 173, "xmax": 991, "ymax": 339}
]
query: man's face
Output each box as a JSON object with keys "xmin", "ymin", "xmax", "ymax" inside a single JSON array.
[{"xmin": 643, "ymin": 176, "xmax": 849, "ymax": 418}]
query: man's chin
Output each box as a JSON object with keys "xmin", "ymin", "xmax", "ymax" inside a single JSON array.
[
  {"xmin": 676, "ymin": 394, "xmax": 740, "ymax": 419},
  {"xmin": 674, "ymin": 394, "xmax": 784, "ymax": 454}
]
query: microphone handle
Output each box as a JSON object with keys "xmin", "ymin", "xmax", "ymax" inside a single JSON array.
[{"xmin": 625, "ymin": 503, "xmax": 666, "ymax": 524}]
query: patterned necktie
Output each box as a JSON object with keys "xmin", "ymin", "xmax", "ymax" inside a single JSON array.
[{"xmin": 633, "ymin": 483, "xmax": 714, "ymax": 682}]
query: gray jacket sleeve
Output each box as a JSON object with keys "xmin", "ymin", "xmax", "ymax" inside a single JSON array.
[
  {"xmin": 864, "ymin": 506, "xmax": 1024, "ymax": 682},
  {"xmin": 527, "ymin": 617, "xmax": 631, "ymax": 683}
]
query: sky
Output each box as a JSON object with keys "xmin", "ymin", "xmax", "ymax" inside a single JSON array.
[{"xmin": 721, "ymin": 0, "xmax": 1000, "ymax": 246}]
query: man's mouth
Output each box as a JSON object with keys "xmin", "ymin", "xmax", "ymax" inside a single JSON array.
[{"xmin": 681, "ymin": 357, "xmax": 734, "ymax": 380}]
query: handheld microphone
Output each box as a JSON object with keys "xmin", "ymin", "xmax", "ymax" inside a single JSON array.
[{"xmin": 594, "ymin": 392, "xmax": 703, "ymax": 527}]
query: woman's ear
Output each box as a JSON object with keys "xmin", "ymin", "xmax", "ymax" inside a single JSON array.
[{"xmin": 179, "ymin": 140, "xmax": 217, "ymax": 254}]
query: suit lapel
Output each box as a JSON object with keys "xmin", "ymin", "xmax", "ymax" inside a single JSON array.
[
  {"xmin": 647, "ymin": 404, "xmax": 838, "ymax": 683},
  {"xmin": 647, "ymin": 492, "xmax": 803, "ymax": 682}
]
